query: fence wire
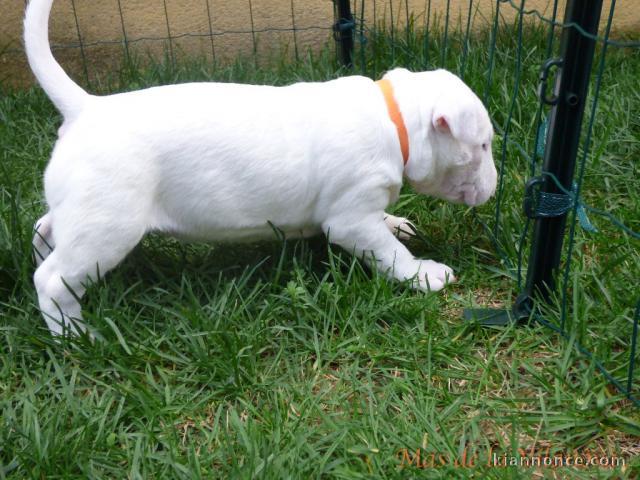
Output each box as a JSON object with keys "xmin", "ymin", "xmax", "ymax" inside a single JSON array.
[
  {"xmin": 2, "ymin": 0, "xmax": 336, "ymax": 86},
  {"xmin": 345, "ymin": 0, "xmax": 639, "ymax": 407}
]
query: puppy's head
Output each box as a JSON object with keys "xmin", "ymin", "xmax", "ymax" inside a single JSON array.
[{"xmin": 389, "ymin": 69, "xmax": 497, "ymax": 207}]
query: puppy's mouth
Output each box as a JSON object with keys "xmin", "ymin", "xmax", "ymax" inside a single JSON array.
[
  {"xmin": 462, "ymin": 190, "xmax": 480, "ymax": 206},
  {"xmin": 411, "ymin": 181, "xmax": 491, "ymax": 207},
  {"xmin": 446, "ymin": 184, "xmax": 477, "ymax": 206},
  {"xmin": 463, "ymin": 187, "xmax": 496, "ymax": 207},
  {"xmin": 450, "ymin": 187, "xmax": 490, "ymax": 207}
]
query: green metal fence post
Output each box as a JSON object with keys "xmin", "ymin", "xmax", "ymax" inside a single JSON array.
[
  {"xmin": 513, "ymin": 0, "xmax": 604, "ymax": 320},
  {"xmin": 465, "ymin": 0, "xmax": 605, "ymax": 325},
  {"xmin": 334, "ymin": 0, "xmax": 355, "ymax": 68}
]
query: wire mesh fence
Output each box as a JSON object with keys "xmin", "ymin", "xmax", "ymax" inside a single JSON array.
[
  {"xmin": 2, "ymin": 0, "xmax": 337, "ymax": 87},
  {"xmin": 339, "ymin": 0, "xmax": 639, "ymax": 406},
  {"xmin": 2, "ymin": 0, "xmax": 638, "ymax": 407}
]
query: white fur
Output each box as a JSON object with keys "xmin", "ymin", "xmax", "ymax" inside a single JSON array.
[{"xmin": 25, "ymin": 0, "xmax": 497, "ymax": 336}]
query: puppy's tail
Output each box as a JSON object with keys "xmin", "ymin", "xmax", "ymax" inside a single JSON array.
[{"xmin": 24, "ymin": 0, "xmax": 89, "ymax": 120}]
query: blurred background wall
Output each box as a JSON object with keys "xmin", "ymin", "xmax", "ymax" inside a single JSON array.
[{"xmin": 1, "ymin": 0, "xmax": 638, "ymax": 88}]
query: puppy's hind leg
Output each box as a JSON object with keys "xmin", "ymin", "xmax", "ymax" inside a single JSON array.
[
  {"xmin": 35, "ymin": 251, "xmax": 88, "ymax": 336},
  {"xmin": 33, "ymin": 213, "xmax": 145, "ymax": 337},
  {"xmin": 33, "ymin": 213, "xmax": 55, "ymax": 266}
]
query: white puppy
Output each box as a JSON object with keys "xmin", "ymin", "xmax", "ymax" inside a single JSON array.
[{"xmin": 25, "ymin": 0, "xmax": 497, "ymax": 336}]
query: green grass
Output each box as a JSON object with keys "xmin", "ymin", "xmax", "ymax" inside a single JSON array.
[{"xmin": 1, "ymin": 15, "xmax": 639, "ymax": 479}]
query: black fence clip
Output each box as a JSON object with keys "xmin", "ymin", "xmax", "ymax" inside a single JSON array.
[
  {"xmin": 538, "ymin": 58, "xmax": 563, "ymax": 106},
  {"xmin": 523, "ymin": 176, "xmax": 573, "ymax": 219},
  {"xmin": 333, "ymin": 18, "xmax": 355, "ymax": 41}
]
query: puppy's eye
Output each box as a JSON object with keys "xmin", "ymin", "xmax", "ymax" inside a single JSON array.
[{"xmin": 481, "ymin": 143, "xmax": 488, "ymax": 151}]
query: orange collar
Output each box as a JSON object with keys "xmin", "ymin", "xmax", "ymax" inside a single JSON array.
[{"xmin": 376, "ymin": 79, "xmax": 409, "ymax": 165}]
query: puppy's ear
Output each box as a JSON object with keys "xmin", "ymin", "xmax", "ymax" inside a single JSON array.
[
  {"xmin": 432, "ymin": 102, "xmax": 482, "ymax": 145},
  {"xmin": 433, "ymin": 116, "xmax": 451, "ymax": 134}
]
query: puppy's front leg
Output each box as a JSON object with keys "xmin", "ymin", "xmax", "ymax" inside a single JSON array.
[
  {"xmin": 324, "ymin": 213, "xmax": 455, "ymax": 291},
  {"xmin": 384, "ymin": 213, "xmax": 416, "ymax": 240}
]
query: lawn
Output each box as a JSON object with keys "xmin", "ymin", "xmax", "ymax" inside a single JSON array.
[{"xmin": 1, "ymin": 19, "xmax": 639, "ymax": 479}]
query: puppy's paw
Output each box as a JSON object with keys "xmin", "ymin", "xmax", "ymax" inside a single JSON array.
[
  {"xmin": 414, "ymin": 260, "xmax": 456, "ymax": 292},
  {"xmin": 384, "ymin": 214, "xmax": 417, "ymax": 240}
]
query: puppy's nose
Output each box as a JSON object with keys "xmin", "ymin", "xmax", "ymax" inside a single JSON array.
[
  {"xmin": 467, "ymin": 166, "xmax": 497, "ymax": 206},
  {"xmin": 488, "ymin": 162, "xmax": 498, "ymax": 196},
  {"xmin": 479, "ymin": 160, "xmax": 498, "ymax": 204}
]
